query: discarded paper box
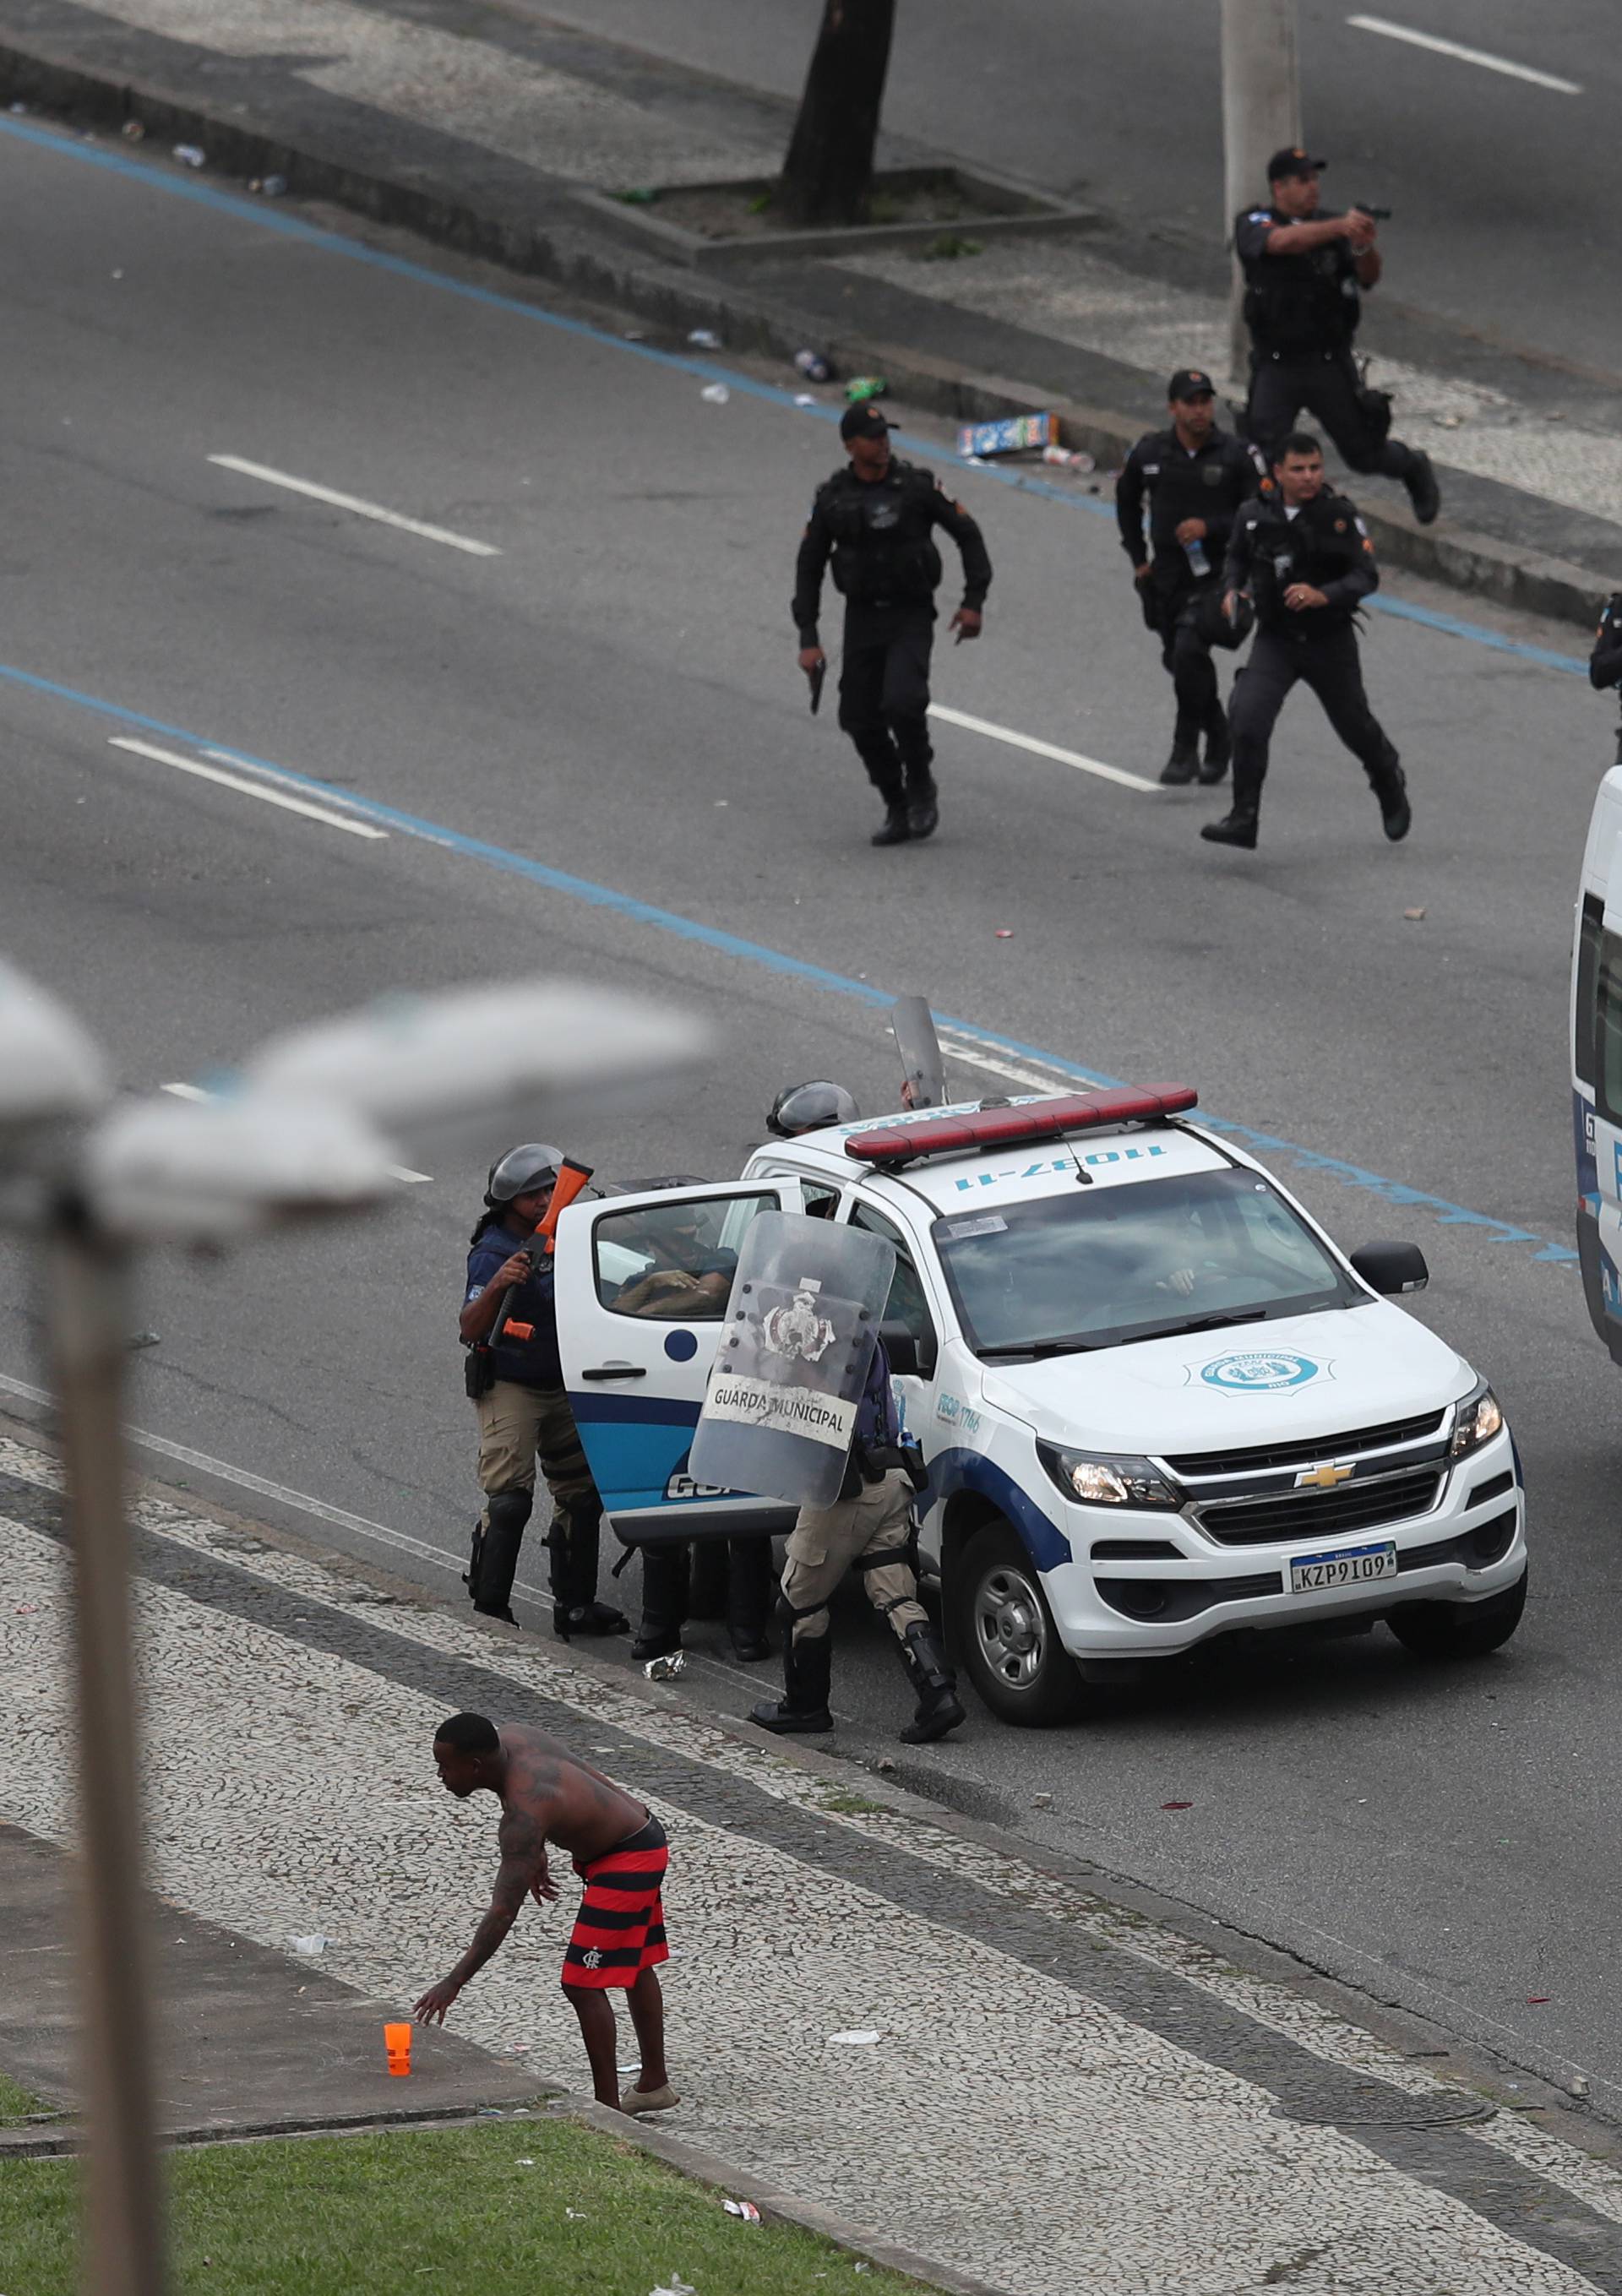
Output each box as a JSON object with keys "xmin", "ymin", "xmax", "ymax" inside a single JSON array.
[{"xmin": 955, "ymin": 411, "xmax": 1059, "ymax": 460}]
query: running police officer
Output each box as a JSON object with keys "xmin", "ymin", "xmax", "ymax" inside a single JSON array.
[
  {"xmin": 794, "ymin": 405, "xmax": 992, "ymax": 847},
  {"xmin": 1203, "ymin": 431, "xmax": 1409, "ymax": 851},
  {"xmin": 460, "ymin": 1145, "xmax": 627, "ymax": 1638},
  {"xmin": 1117, "ymin": 367, "xmax": 1266, "ymax": 785},
  {"xmin": 749, "ymin": 1329, "xmax": 964, "ymax": 1746},
  {"xmin": 1237, "ymin": 149, "xmax": 1440, "ymax": 527}
]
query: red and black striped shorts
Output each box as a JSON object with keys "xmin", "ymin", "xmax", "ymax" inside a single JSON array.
[{"xmin": 562, "ymin": 1814, "xmax": 669, "ymax": 1991}]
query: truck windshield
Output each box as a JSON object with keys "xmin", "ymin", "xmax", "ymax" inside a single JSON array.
[{"xmin": 933, "ymin": 1168, "xmax": 1355, "ymax": 1358}]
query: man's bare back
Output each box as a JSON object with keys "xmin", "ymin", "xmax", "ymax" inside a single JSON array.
[{"xmin": 490, "ymin": 1722, "xmax": 648, "ymax": 1863}]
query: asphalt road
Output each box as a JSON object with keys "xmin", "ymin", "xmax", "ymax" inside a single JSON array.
[
  {"xmin": 0, "ymin": 117, "xmax": 1617, "ymax": 2119},
  {"xmin": 531, "ymin": 0, "xmax": 1622, "ymax": 379}
]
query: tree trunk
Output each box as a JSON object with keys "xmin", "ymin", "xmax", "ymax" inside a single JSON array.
[{"xmin": 778, "ymin": 0, "xmax": 896, "ymax": 229}]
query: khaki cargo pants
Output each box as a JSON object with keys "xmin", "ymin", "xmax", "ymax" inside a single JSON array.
[
  {"xmin": 779, "ymin": 1468, "xmax": 927, "ymax": 1646},
  {"xmin": 475, "ymin": 1380, "xmax": 599, "ymax": 1520}
]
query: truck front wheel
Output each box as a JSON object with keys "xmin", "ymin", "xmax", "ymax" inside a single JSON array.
[
  {"xmin": 950, "ymin": 1519, "xmax": 1089, "ymax": 1727},
  {"xmin": 1388, "ymin": 1564, "xmax": 1527, "ymax": 1660}
]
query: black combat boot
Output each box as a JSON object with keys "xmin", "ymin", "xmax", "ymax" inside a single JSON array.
[
  {"xmin": 871, "ymin": 794, "xmax": 912, "ymax": 846},
  {"xmin": 1199, "ymin": 706, "xmax": 1231, "ymax": 786},
  {"xmin": 1200, "ymin": 754, "xmax": 1263, "ymax": 850},
  {"xmin": 726, "ymin": 1536, "xmax": 774, "ymax": 1663},
  {"xmin": 895, "ymin": 1621, "xmax": 966, "ymax": 1744},
  {"xmin": 632, "ymin": 1540, "xmax": 689, "ymax": 1662},
  {"xmin": 1404, "ymin": 452, "xmax": 1440, "ymax": 527},
  {"xmin": 473, "ymin": 1488, "xmax": 531, "ymax": 1624},
  {"xmin": 1159, "ymin": 743, "xmax": 1199, "ymax": 786},
  {"xmin": 750, "ymin": 1630, "xmax": 833, "ymax": 1734},
  {"xmin": 1372, "ymin": 763, "xmax": 1411, "ymax": 842},
  {"xmin": 552, "ymin": 1510, "xmax": 628, "ymax": 1640}
]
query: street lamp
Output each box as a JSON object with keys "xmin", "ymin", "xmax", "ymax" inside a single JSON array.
[{"xmin": 0, "ymin": 962, "xmax": 708, "ymax": 2296}]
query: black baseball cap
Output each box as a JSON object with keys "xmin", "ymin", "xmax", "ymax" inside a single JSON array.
[
  {"xmin": 1267, "ymin": 146, "xmax": 1326, "ymax": 182},
  {"xmin": 1168, "ymin": 368, "xmax": 1216, "ymax": 402},
  {"xmin": 840, "ymin": 402, "xmax": 897, "ymax": 443}
]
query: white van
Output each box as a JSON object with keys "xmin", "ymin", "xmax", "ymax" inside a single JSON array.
[{"xmin": 554, "ymin": 1087, "xmax": 1527, "ymax": 1724}]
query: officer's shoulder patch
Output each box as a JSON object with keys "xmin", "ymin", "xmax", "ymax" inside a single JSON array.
[
  {"xmin": 1246, "ymin": 209, "xmax": 1271, "ymax": 223},
  {"xmin": 1334, "ymin": 518, "xmax": 1347, "ymax": 532}
]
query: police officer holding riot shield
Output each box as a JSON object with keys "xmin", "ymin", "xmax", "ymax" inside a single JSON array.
[
  {"xmin": 460, "ymin": 1145, "xmax": 627, "ymax": 1638},
  {"xmin": 1117, "ymin": 368, "xmax": 1265, "ymax": 785},
  {"xmin": 1237, "ymin": 149, "xmax": 1440, "ymax": 527},
  {"xmin": 1203, "ymin": 432, "xmax": 1408, "ymax": 851},
  {"xmin": 793, "ymin": 404, "xmax": 992, "ymax": 848},
  {"xmin": 749, "ymin": 1332, "xmax": 964, "ymax": 1744}
]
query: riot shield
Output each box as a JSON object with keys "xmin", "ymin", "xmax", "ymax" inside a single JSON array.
[
  {"xmin": 689, "ymin": 1211, "xmax": 896, "ymax": 1510},
  {"xmin": 892, "ymin": 997, "xmax": 946, "ymax": 1111}
]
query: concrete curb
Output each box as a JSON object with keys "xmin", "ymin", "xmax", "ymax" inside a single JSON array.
[
  {"xmin": 0, "ymin": 35, "xmax": 1604, "ymax": 635},
  {"xmin": 0, "ymin": 2098, "xmax": 550, "ymax": 2157},
  {"xmin": 552, "ymin": 2095, "xmax": 1004, "ymax": 2296}
]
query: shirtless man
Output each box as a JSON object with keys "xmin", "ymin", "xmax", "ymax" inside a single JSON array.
[{"xmin": 414, "ymin": 1714, "xmax": 678, "ymax": 2114}]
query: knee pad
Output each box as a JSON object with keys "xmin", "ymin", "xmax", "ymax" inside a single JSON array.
[{"xmin": 484, "ymin": 1488, "xmax": 533, "ymax": 1534}]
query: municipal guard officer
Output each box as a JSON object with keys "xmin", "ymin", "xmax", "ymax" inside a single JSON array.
[
  {"xmin": 793, "ymin": 405, "xmax": 993, "ymax": 847},
  {"xmin": 1204, "ymin": 431, "xmax": 1409, "ymax": 851},
  {"xmin": 1237, "ymin": 149, "xmax": 1440, "ymax": 527},
  {"xmin": 749, "ymin": 1334, "xmax": 964, "ymax": 1746},
  {"xmin": 460, "ymin": 1145, "xmax": 627, "ymax": 1638},
  {"xmin": 1117, "ymin": 367, "xmax": 1266, "ymax": 784}
]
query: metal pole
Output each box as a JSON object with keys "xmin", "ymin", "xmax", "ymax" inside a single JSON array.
[
  {"xmin": 46, "ymin": 1203, "xmax": 166, "ymax": 2296},
  {"xmin": 1221, "ymin": 0, "xmax": 1302, "ymax": 389}
]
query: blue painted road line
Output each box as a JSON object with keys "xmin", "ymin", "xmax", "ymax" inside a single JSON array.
[
  {"xmin": 0, "ymin": 112, "xmax": 1591, "ymax": 679},
  {"xmin": 2, "ymin": 652, "xmax": 1577, "ymax": 1267}
]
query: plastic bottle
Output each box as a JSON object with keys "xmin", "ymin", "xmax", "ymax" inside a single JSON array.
[
  {"xmin": 845, "ymin": 376, "xmax": 889, "ymax": 404},
  {"xmin": 1184, "ymin": 537, "xmax": 1211, "ymax": 578},
  {"xmin": 794, "ymin": 349, "xmax": 833, "ymax": 384}
]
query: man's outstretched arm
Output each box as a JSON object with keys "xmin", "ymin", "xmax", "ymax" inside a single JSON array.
[{"xmin": 414, "ymin": 1810, "xmax": 552, "ymax": 2021}]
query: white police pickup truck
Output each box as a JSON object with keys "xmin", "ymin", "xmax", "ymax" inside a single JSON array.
[{"xmin": 553, "ymin": 1085, "xmax": 1527, "ymax": 1726}]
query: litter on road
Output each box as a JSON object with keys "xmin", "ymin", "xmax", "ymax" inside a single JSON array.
[{"xmin": 699, "ymin": 384, "xmax": 730, "ymax": 405}]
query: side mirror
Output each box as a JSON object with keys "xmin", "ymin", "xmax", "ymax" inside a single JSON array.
[
  {"xmin": 1349, "ymin": 1241, "xmax": 1429, "ymax": 1297},
  {"xmin": 879, "ymin": 1319, "xmax": 938, "ymax": 1380}
]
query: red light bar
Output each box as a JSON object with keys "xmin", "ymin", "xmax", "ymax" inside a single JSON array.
[{"xmin": 844, "ymin": 1084, "xmax": 1198, "ymax": 1167}]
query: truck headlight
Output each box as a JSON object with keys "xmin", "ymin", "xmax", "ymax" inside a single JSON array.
[
  {"xmin": 1450, "ymin": 1382, "xmax": 1505, "ymax": 1458},
  {"xmin": 1037, "ymin": 1442, "xmax": 1179, "ymax": 1509}
]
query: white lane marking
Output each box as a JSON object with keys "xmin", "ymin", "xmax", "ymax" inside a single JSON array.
[
  {"xmin": 207, "ymin": 454, "xmax": 502, "ymax": 557},
  {"xmin": 108, "ymin": 736, "xmax": 389, "ymax": 841},
  {"xmin": 1346, "ymin": 16, "xmax": 1581, "ymax": 93},
  {"xmin": 157, "ymin": 1080, "xmax": 430, "ymax": 1184},
  {"xmin": 927, "ymin": 703, "xmax": 1162, "ymax": 793},
  {"xmin": 937, "ymin": 1034, "xmax": 1075, "ymax": 1094}
]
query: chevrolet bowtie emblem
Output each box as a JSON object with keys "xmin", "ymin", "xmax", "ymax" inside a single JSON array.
[{"xmin": 1295, "ymin": 1461, "xmax": 1354, "ymax": 1490}]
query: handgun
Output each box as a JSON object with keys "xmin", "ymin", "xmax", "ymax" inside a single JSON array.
[
  {"xmin": 808, "ymin": 661, "xmax": 825, "ymax": 714},
  {"xmin": 1351, "ymin": 201, "xmax": 1392, "ymax": 221}
]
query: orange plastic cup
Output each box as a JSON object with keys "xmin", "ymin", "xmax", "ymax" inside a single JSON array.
[{"xmin": 384, "ymin": 2021, "xmax": 412, "ymax": 2077}]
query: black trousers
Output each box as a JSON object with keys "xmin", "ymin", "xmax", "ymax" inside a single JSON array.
[
  {"xmin": 1151, "ymin": 579, "xmax": 1228, "ymax": 746},
  {"xmin": 1246, "ymin": 347, "xmax": 1420, "ymax": 482},
  {"xmin": 640, "ymin": 1537, "xmax": 774, "ymax": 1643},
  {"xmin": 1228, "ymin": 624, "xmax": 1400, "ymax": 809},
  {"xmin": 837, "ymin": 604, "xmax": 936, "ymax": 797}
]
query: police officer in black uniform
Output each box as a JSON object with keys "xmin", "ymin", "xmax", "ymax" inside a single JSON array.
[
  {"xmin": 1592, "ymin": 596, "xmax": 1622, "ymax": 705},
  {"xmin": 794, "ymin": 404, "xmax": 993, "ymax": 846},
  {"xmin": 1237, "ymin": 148, "xmax": 1440, "ymax": 528},
  {"xmin": 1203, "ymin": 431, "xmax": 1409, "ymax": 851},
  {"xmin": 1117, "ymin": 367, "xmax": 1266, "ymax": 785}
]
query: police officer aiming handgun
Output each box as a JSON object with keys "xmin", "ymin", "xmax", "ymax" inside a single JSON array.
[
  {"xmin": 1117, "ymin": 368, "xmax": 1265, "ymax": 785},
  {"xmin": 1237, "ymin": 148, "xmax": 1440, "ymax": 529},
  {"xmin": 1203, "ymin": 431, "xmax": 1409, "ymax": 851},
  {"xmin": 793, "ymin": 403, "xmax": 993, "ymax": 847}
]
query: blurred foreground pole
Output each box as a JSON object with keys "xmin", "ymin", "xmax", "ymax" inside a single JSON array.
[
  {"xmin": 1221, "ymin": 0, "xmax": 1300, "ymax": 385},
  {"xmin": 47, "ymin": 1205, "xmax": 166, "ymax": 2296}
]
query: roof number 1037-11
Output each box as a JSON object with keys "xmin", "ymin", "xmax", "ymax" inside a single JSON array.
[{"xmin": 953, "ymin": 1145, "xmax": 1167, "ymax": 1191}]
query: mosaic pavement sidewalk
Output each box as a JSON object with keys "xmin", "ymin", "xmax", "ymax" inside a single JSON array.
[{"xmin": 3, "ymin": 1431, "xmax": 1620, "ymax": 2296}]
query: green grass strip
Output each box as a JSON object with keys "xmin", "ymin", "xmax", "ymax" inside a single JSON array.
[{"xmin": 0, "ymin": 2116, "xmax": 935, "ymax": 2293}]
